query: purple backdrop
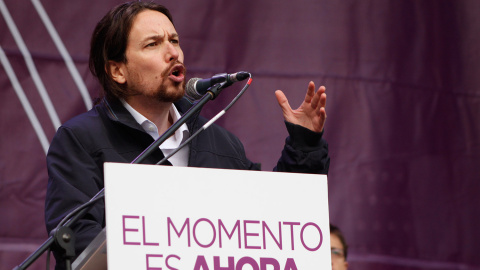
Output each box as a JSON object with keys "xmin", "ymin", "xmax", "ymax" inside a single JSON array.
[{"xmin": 1, "ymin": 0, "xmax": 479, "ymax": 269}]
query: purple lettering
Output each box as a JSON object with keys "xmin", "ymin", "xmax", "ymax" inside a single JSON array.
[
  {"xmin": 262, "ymin": 221, "xmax": 282, "ymax": 250},
  {"xmin": 193, "ymin": 255, "xmax": 209, "ymax": 270},
  {"xmin": 284, "ymin": 258, "xmax": 298, "ymax": 270},
  {"xmin": 142, "ymin": 216, "xmax": 159, "ymax": 246},
  {"xmin": 146, "ymin": 254, "xmax": 163, "ymax": 270},
  {"xmin": 214, "ymin": 256, "xmax": 234, "ymax": 270},
  {"xmin": 283, "ymin": 222, "xmax": 300, "ymax": 250},
  {"xmin": 166, "ymin": 254, "xmax": 181, "ymax": 270},
  {"xmin": 236, "ymin": 257, "xmax": 259, "ymax": 270},
  {"xmin": 260, "ymin": 258, "xmax": 280, "ymax": 270},
  {"xmin": 193, "ymin": 218, "xmax": 216, "ymax": 248},
  {"xmin": 244, "ymin": 220, "xmax": 261, "ymax": 249},
  {"xmin": 122, "ymin": 215, "xmax": 140, "ymax": 245},
  {"xmin": 168, "ymin": 217, "xmax": 191, "ymax": 247},
  {"xmin": 300, "ymin": 222, "xmax": 322, "ymax": 251},
  {"xmin": 218, "ymin": 220, "xmax": 241, "ymax": 248}
]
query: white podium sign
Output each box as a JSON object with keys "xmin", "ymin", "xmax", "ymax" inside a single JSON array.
[{"xmin": 104, "ymin": 162, "xmax": 331, "ymax": 269}]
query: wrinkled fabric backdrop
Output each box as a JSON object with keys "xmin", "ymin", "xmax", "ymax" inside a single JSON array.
[{"xmin": 1, "ymin": 0, "xmax": 479, "ymax": 269}]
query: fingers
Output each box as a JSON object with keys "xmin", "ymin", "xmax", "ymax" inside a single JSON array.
[
  {"xmin": 319, "ymin": 106, "xmax": 327, "ymax": 120},
  {"xmin": 317, "ymin": 107, "xmax": 327, "ymax": 132},
  {"xmin": 305, "ymin": 81, "xmax": 326, "ymax": 102},
  {"xmin": 304, "ymin": 81, "xmax": 316, "ymax": 103},
  {"xmin": 311, "ymin": 85, "xmax": 326, "ymax": 110},
  {"xmin": 318, "ymin": 86, "xmax": 326, "ymax": 109},
  {"xmin": 275, "ymin": 89, "xmax": 287, "ymax": 104},
  {"xmin": 277, "ymin": 82, "xmax": 327, "ymax": 116},
  {"xmin": 318, "ymin": 88, "xmax": 327, "ymax": 128},
  {"xmin": 311, "ymin": 90, "xmax": 320, "ymax": 109},
  {"xmin": 315, "ymin": 86, "xmax": 327, "ymax": 132},
  {"xmin": 275, "ymin": 90, "xmax": 292, "ymax": 114},
  {"xmin": 277, "ymin": 82, "xmax": 327, "ymax": 132}
]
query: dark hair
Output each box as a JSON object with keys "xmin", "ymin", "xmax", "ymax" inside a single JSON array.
[
  {"xmin": 89, "ymin": 1, "xmax": 173, "ymax": 101},
  {"xmin": 330, "ymin": 224, "xmax": 349, "ymax": 260}
]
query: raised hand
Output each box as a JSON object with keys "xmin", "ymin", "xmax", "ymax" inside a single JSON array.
[{"xmin": 275, "ymin": 81, "xmax": 327, "ymax": 133}]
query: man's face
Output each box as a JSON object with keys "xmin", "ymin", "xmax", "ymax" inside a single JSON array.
[
  {"xmin": 113, "ymin": 9, "xmax": 186, "ymax": 103},
  {"xmin": 331, "ymin": 233, "xmax": 348, "ymax": 270}
]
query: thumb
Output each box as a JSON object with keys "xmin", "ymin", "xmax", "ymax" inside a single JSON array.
[
  {"xmin": 275, "ymin": 90, "xmax": 291, "ymax": 112},
  {"xmin": 275, "ymin": 90, "xmax": 294, "ymax": 122}
]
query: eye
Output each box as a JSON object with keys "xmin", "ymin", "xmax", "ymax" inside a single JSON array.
[
  {"xmin": 170, "ymin": 39, "xmax": 179, "ymax": 44},
  {"xmin": 146, "ymin": 42, "xmax": 157, "ymax": 48}
]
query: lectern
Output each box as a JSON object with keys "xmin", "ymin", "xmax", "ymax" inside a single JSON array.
[
  {"xmin": 74, "ymin": 162, "xmax": 331, "ymax": 269},
  {"xmin": 71, "ymin": 229, "xmax": 107, "ymax": 270}
]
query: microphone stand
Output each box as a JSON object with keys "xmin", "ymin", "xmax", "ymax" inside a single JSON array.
[
  {"xmin": 12, "ymin": 83, "xmax": 224, "ymax": 270},
  {"xmin": 131, "ymin": 83, "xmax": 223, "ymax": 164}
]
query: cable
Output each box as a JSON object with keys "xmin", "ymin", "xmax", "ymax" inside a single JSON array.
[
  {"xmin": 55, "ymin": 194, "xmax": 105, "ymax": 230},
  {"xmin": 157, "ymin": 73, "xmax": 252, "ymax": 165}
]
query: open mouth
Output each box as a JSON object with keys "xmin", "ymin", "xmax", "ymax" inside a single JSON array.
[
  {"xmin": 172, "ymin": 69, "xmax": 180, "ymax": 76},
  {"xmin": 170, "ymin": 64, "xmax": 185, "ymax": 78}
]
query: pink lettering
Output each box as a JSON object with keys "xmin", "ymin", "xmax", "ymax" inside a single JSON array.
[
  {"xmin": 260, "ymin": 258, "xmax": 280, "ymax": 270},
  {"xmin": 283, "ymin": 222, "xmax": 300, "ymax": 250},
  {"xmin": 262, "ymin": 221, "xmax": 282, "ymax": 250},
  {"xmin": 142, "ymin": 216, "xmax": 159, "ymax": 246},
  {"xmin": 122, "ymin": 215, "xmax": 140, "ymax": 245},
  {"xmin": 218, "ymin": 220, "xmax": 241, "ymax": 248},
  {"xmin": 166, "ymin": 254, "xmax": 181, "ymax": 270},
  {"xmin": 284, "ymin": 258, "xmax": 298, "ymax": 270},
  {"xmin": 214, "ymin": 256, "xmax": 234, "ymax": 270},
  {"xmin": 193, "ymin": 218, "xmax": 216, "ymax": 248},
  {"xmin": 192, "ymin": 256, "xmax": 297, "ymax": 270},
  {"xmin": 168, "ymin": 217, "xmax": 191, "ymax": 247},
  {"xmin": 243, "ymin": 220, "xmax": 261, "ymax": 249},
  {"xmin": 193, "ymin": 255, "xmax": 209, "ymax": 270},
  {"xmin": 300, "ymin": 222, "xmax": 322, "ymax": 251},
  {"xmin": 146, "ymin": 254, "xmax": 163, "ymax": 270},
  {"xmin": 236, "ymin": 257, "xmax": 259, "ymax": 270},
  {"xmin": 146, "ymin": 254, "xmax": 181, "ymax": 270}
]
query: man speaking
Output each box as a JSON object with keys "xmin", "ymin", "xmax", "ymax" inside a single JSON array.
[{"xmin": 45, "ymin": 2, "xmax": 330, "ymax": 269}]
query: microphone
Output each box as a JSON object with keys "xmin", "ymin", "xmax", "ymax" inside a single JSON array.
[{"xmin": 186, "ymin": 71, "xmax": 250, "ymax": 99}]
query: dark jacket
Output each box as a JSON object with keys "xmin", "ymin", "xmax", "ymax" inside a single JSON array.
[{"xmin": 45, "ymin": 97, "xmax": 329, "ymax": 269}]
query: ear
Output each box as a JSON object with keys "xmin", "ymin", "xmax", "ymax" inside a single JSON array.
[{"xmin": 107, "ymin": 60, "xmax": 126, "ymax": 84}]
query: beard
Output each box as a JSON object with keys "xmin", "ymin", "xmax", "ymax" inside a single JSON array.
[
  {"xmin": 150, "ymin": 79, "xmax": 185, "ymax": 103},
  {"xmin": 126, "ymin": 61, "xmax": 186, "ymax": 103}
]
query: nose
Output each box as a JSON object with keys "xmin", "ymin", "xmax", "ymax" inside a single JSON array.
[{"xmin": 165, "ymin": 42, "xmax": 180, "ymax": 62}]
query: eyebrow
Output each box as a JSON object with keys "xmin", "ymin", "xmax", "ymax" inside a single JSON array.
[
  {"xmin": 141, "ymin": 33, "xmax": 179, "ymax": 43},
  {"xmin": 141, "ymin": 34, "xmax": 162, "ymax": 44}
]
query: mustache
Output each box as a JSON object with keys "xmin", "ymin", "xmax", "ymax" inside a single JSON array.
[{"xmin": 161, "ymin": 60, "xmax": 186, "ymax": 78}]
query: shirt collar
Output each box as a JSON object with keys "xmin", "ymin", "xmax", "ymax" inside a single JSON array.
[{"xmin": 120, "ymin": 99, "xmax": 189, "ymax": 149}]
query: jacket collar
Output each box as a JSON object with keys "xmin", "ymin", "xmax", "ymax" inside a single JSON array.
[{"xmin": 101, "ymin": 96, "xmax": 200, "ymax": 133}]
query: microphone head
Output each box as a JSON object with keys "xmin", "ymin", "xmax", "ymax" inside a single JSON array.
[
  {"xmin": 186, "ymin": 78, "xmax": 202, "ymax": 99},
  {"xmin": 232, "ymin": 71, "xmax": 250, "ymax": 82}
]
